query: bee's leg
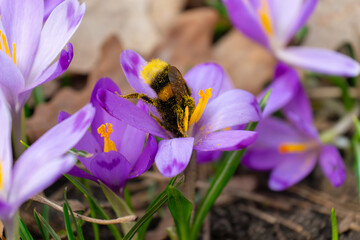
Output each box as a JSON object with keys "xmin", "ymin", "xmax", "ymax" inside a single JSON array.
[
  {"xmin": 149, "ymin": 112, "xmax": 167, "ymax": 129},
  {"xmin": 119, "ymin": 93, "xmax": 155, "ymax": 106},
  {"xmin": 174, "ymin": 106, "xmax": 187, "ymax": 137}
]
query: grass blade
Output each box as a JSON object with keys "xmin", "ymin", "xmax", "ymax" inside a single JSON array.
[
  {"xmin": 19, "ymin": 218, "xmax": 34, "ymax": 240},
  {"xmin": 63, "ymin": 204, "xmax": 75, "ymax": 240},
  {"xmin": 331, "ymin": 208, "xmax": 339, "ymax": 240},
  {"xmin": 34, "ymin": 210, "xmax": 61, "ymax": 240}
]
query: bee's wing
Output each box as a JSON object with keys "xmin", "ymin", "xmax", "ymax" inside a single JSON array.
[{"xmin": 168, "ymin": 66, "xmax": 192, "ymax": 103}]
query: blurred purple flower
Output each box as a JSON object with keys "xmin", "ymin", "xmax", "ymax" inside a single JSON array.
[
  {"xmin": 242, "ymin": 63, "xmax": 346, "ymax": 191},
  {"xmin": 223, "ymin": 0, "xmax": 360, "ymax": 77},
  {"xmin": 0, "ymin": 0, "xmax": 85, "ymax": 114},
  {"xmin": 97, "ymin": 50, "xmax": 261, "ymax": 177},
  {"xmin": 59, "ymin": 78, "xmax": 158, "ymax": 194},
  {"xmin": 0, "ymin": 91, "xmax": 94, "ymax": 238}
]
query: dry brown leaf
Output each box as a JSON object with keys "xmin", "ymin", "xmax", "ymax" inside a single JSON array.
[
  {"xmin": 70, "ymin": 0, "xmax": 185, "ymax": 73},
  {"xmin": 212, "ymin": 30, "xmax": 276, "ymax": 94},
  {"xmin": 152, "ymin": 8, "xmax": 219, "ymax": 72},
  {"xmin": 26, "ymin": 35, "xmax": 130, "ymax": 142},
  {"xmin": 305, "ymin": 0, "xmax": 360, "ymax": 58}
]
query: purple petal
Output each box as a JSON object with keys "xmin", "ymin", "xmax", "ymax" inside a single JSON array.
[
  {"xmin": 194, "ymin": 130, "xmax": 257, "ymax": 151},
  {"xmin": 44, "ymin": 0, "xmax": 65, "ymax": 22},
  {"xmin": 22, "ymin": 43, "xmax": 73, "ymax": 91},
  {"xmin": 97, "ymin": 89, "xmax": 170, "ymax": 139},
  {"xmin": 282, "ymin": 78, "xmax": 319, "ymax": 139},
  {"xmin": 219, "ymin": 72, "xmax": 235, "ymax": 95},
  {"xmin": 11, "ymin": 103, "xmax": 95, "ymax": 202},
  {"xmin": 287, "ymin": 0, "xmax": 319, "ymax": 42},
  {"xmin": 89, "ymin": 151, "xmax": 131, "ymax": 193},
  {"xmin": 319, "ymin": 145, "xmax": 346, "ymax": 187},
  {"xmin": 10, "ymin": 154, "xmax": 76, "ymax": 209},
  {"xmin": 242, "ymin": 117, "xmax": 310, "ymax": 171},
  {"xmin": 2, "ymin": 0, "xmax": 43, "ymax": 79},
  {"xmin": 155, "ymin": 137, "xmax": 194, "ymax": 177},
  {"xmin": 119, "ymin": 123, "xmax": 147, "ymax": 165},
  {"xmin": 277, "ymin": 47, "xmax": 360, "ymax": 77},
  {"xmin": 223, "ymin": 0, "xmax": 270, "ymax": 48},
  {"xmin": 197, "ymin": 151, "xmax": 222, "ymax": 164},
  {"xmin": 67, "ymin": 165, "xmax": 98, "ymax": 182},
  {"xmin": 267, "ymin": 0, "xmax": 303, "ymax": 45},
  {"xmin": 269, "ymin": 152, "xmax": 317, "ymax": 191},
  {"xmin": 128, "ymin": 135, "xmax": 158, "ymax": 178},
  {"xmin": 184, "ymin": 63, "xmax": 224, "ymax": 103},
  {"xmin": 195, "ymin": 89, "xmax": 261, "ymax": 137},
  {"xmin": 28, "ymin": 0, "xmax": 85, "ymax": 83},
  {"xmin": 90, "ymin": 78, "xmax": 126, "ymax": 149},
  {"xmin": 0, "ymin": 91, "xmax": 13, "ymax": 197},
  {"xmin": 260, "ymin": 62, "xmax": 300, "ymax": 117},
  {"xmin": 0, "ymin": 52, "xmax": 25, "ymax": 110},
  {"xmin": 120, "ymin": 49, "xmax": 156, "ymax": 98}
]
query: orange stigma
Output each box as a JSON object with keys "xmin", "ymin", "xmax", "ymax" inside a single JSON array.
[
  {"xmin": 258, "ymin": 0, "xmax": 273, "ymax": 36},
  {"xmin": 97, "ymin": 123, "xmax": 117, "ymax": 152},
  {"xmin": 0, "ymin": 31, "xmax": 16, "ymax": 65},
  {"xmin": 279, "ymin": 143, "xmax": 306, "ymax": 154}
]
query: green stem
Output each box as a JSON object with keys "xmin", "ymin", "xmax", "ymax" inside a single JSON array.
[
  {"xmin": 12, "ymin": 108, "xmax": 27, "ymax": 158},
  {"xmin": 190, "ymin": 89, "xmax": 271, "ymax": 240}
]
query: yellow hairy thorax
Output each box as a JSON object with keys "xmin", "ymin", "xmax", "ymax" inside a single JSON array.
[
  {"xmin": 0, "ymin": 31, "xmax": 16, "ymax": 64},
  {"xmin": 141, "ymin": 59, "xmax": 168, "ymax": 84},
  {"xmin": 97, "ymin": 123, "xmax": 117, "ymax": 152}
]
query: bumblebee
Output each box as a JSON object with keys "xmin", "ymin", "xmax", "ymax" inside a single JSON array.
[{"xmin": 122, "ymin": 59, "xmax": 198, "ymax": 138}]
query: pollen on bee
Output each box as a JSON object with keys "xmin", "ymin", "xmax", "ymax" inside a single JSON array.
[
  {"xmin": 141, "ymin": 59, "xmax": 168, "ymax": 84},
  {"xmin": 158, "ymin": 84, "xmax": 174, "ymax": 101}
]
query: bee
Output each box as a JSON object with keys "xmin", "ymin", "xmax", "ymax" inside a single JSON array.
[{"xmin": 122, "ymin": 59, "xmax": 196, "ymax": 138}]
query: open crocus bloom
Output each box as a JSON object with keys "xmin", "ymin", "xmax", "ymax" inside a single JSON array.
[
  {"xmin": 0, "ymin": 90, "xmax": 94, "ymax": 238},
  {"xmin": 0, "ymin": 0, "xmax": 85, "ymax": 114},
  {"xmin": 59, "ymin": 78, "xmax": 158, "ymax": 194},
  {"xmin": 242, "ymin": 63, "xmax": 346, "ymax": 191},
  {"xmin": 223, "ymin": 0, "xmax": 360, "ymax": 77},
  {"xmin": 97, "ymin": 50, "xmax": 261, "ymax": 177}
]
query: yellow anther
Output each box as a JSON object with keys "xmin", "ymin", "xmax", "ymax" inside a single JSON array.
[
  {"xmin": 279, "ymin": 143, "xmax": 306, "ymax": 154},
  {"xmin": 189, "ymin": 88, "xmax": 212, "ymax": 126},
  {"xmin": 258, "ymin": 0, "xmax": 273, "ymax": 36},
  {"xmin": 141, "ymin": 59, "xmax": 168, "ymax": 84},
  {"xmin": 183, "ymin": 106, "xmax": 189, "ymax": 132},
  {"xmin": 0, "ymin": 31, "xmax": 17, "ymax": 65},
  {"xmin": 97, "ymin": 123, "xmax": 117, "ymax": 152}
]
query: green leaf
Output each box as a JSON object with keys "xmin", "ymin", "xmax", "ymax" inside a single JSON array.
[
  {"xmin": 125, "ymin": 176, "xmax": 182, "ymax": 240},
  {"xmin": 19, "ymin": 218, "xmax": 34, "ymax": 240},
  {"xmin": 34, "ymin": 211, "xmax": 49, "ymax": 240},
  {"xmin": 64, "ymin": 190, "xmax": 85, "ymax": 240},
  {"xmin": 34, "ymin": 210, "xmax": 61, "ymax": 240},
  {"xmin": 331, "ymin": 208, "xmax": 339, "ymax": 240},
  {"xmin": 65, "ymin": 175, "xmax": 122, "ymax": 239},
  {"xmin": 33, "ymin": 86, "xmax": 45, "ymax": 105},
  {"xmin": 100, "ymin": 182, "xmax": 135, "ymax": 235},
  {"xmin": 167, "ymin": 186, "xmax": 192, "ymax": 240},
  {"xmin": 63, "ymin": 204, "xmax": 75, "ymax": 240},
  {"xmin": 190, "ymin": 89, "xmax": 271, "ymax": 240}
]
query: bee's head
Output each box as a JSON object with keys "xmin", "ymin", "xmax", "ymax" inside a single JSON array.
[{"xmin": 141, "ymin": 59, "xmax": 168, "ymax": 84}]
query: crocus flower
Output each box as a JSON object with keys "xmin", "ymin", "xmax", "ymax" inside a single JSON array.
[
  {"xmin": 0, "ymin": 0, "xmax": 85, "ymax": 115},
  {"xmin": 242, "ymin": 63, "xmax": 346, "ymax": 191},
  {"xmin": 0, "ymin": 90, "xmax": 95, "ymax": 239},
  {"xmin": 59, "ymin": 78, "xmax": 158, "ymax": 194},
  {"xmin": 97, "ymin": 50, "xmax": 261, "ymax": 177},
  {"xmin": 223, "ymin": 0, "xmax": 360, "ymax": 77}
]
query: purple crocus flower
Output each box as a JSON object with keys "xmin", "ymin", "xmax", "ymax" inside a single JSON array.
[
  {"xmin": 59, "ymin": 78, "xmax": 158, "ymax": 194},
  {"xmin": 0, "ymin": 90, "xmax": 95, "ymax": 239},
  {"xmin": 242, "ymin": 63, "xmax": 346, "ymax": 191},
  {"xmin": 223, "ymin": 0, "xmax": 360, "ymax": 77},
  {"xmin": 0, "ymin": 0, "xmax": 85, "ymax": 116},
  {"xmin": 97, "ymin": 50, "xmax": 261, "ymax": 177}
]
